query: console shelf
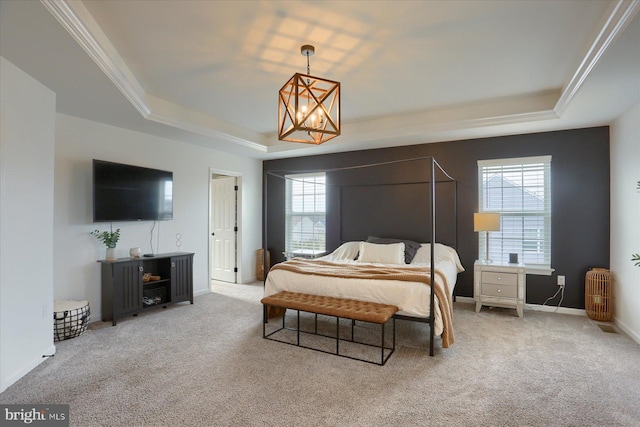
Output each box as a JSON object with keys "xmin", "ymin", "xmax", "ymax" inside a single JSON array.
[{"xmin": 99, "ymin": 252, "xmax": 194, "ymax": 325}]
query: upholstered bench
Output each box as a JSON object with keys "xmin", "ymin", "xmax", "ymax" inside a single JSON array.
[{"xmin": 261, "ymin": 291, "xmax": 398, "ymax": 365}]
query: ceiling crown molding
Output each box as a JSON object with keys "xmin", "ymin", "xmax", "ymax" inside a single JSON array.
[
  {"xmin": 554, "ymin": 0, "xmax": 640, "ymax": 116},
  {"xmin": 40, "ymin": 0, "xmax": 149, "ymax": 116},
  {"xmin": 39, "ymin": 0, "xmax": 267, "ymax": 152},
  {"xmin": 39, "ymin": 0, "xmax": 637, "ymax": 156}
]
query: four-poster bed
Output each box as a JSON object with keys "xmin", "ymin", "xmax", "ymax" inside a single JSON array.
[{"xmin": 261, "ymin": 157, "xmax": 461, "ymax": 357}]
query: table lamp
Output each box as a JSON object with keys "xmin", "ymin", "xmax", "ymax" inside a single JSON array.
[{"xmin": 474, "ymin": 212, "xmax": 501, "ymax": 263}]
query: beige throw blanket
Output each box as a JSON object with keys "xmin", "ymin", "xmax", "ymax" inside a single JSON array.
[{"xmin": 270, "ymin": 259, "xmax": 454, "ymax": 348}]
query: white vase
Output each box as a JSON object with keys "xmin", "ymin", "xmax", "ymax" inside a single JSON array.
[{"xmin": 106, "ymin": 247, "xmax": 117, "ymax": 261}]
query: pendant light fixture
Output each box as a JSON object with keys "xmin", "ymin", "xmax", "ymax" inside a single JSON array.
[{"xmin": 278, "ymin": 45, "xmax": 341, "ymax": 144}]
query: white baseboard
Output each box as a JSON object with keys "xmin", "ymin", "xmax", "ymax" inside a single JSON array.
[
  {"xmin": 524, "ymin": 304, "xmax": 586, "ymax": 316},
  {"xmin": 194, "ymin": 288, "xmax": 211, "ymax": 297},
  {"xmin": 1, "ymin": 344, "xmax": 56, "ymax": 393},
  {"xmin": 613, "ymin": 316, "xmax": 640, "ymax": 345},
  {"xmin": 455, "ymin": 296, "xmax": 586, "ymax": 316}
]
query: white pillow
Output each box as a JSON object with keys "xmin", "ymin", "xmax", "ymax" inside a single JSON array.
[
  {"xmin": 412, "ymin": 243, "xmax": 465, "ymax": 272},
  {"xmin": 328, "ymin": 241, "xmax": 361, "ymax": 261},
  {"xmin": 357, "ymin": 241, "xmax": 405, "ymax": 265}
]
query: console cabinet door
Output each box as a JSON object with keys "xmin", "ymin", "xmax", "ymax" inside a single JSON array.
[
  {"xmin": 113, "ymin": 261, "xmax": 143, "ymax": 319},
  {"xmin": 171, "ymin": 255, "xmax": 193, "ymax": 303}
]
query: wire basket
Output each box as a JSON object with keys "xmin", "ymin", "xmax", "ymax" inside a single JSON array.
[
  {"xmin": 54, "ymin": 300, "xmax": 90, "ymax": 341},
  {"xmin": 143, "ymin": 286, "xmax": 167, "ymax": 306},
  {"xmin": 585, "ymin": 268, "xmax": 612, "ymax": 321}
]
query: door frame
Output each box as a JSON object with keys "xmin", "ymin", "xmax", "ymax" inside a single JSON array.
[{"xmin": 208, "ymin": 167, "xmax": 242, "ymax": 288}]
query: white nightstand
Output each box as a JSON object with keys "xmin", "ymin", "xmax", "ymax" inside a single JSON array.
[{"xmin": 474, "ymin": 260, "xmax": 526, "ymax": 318}]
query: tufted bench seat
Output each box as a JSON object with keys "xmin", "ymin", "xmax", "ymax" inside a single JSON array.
[{"xmin": 261, "ymin": 291, "xmax": 398, "ymax": 365}]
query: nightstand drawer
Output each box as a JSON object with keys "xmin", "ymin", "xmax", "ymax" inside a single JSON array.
[
  {"xmin": 475, "ymin": 261, "xmax": 526, "ymax": 318},
  {"xmin": 482, "ymin": 271, "xmax": 517, "ymax": 286},
  {"xmin": 481, "ymin": 283, "xmax": 517, "ymax": 298}
]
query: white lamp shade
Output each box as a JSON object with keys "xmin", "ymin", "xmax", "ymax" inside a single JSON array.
[{"xmin": 474, "ymin": 212, "xmax": 501, "ymax": 232}]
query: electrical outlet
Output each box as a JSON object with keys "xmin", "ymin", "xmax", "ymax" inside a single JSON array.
[{"xmin": 557, "ymin": 275, "xmax": 565, "ymax": 287}]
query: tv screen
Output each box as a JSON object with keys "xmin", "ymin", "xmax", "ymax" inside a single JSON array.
[{"xmin": 93, "ymin": 159, "xmax": 173, "ymax": 222}]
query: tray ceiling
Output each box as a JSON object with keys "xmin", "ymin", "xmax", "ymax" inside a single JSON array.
[{"xmin": 1, "ymin": 0, "xmax": 638, "ymax": 159}]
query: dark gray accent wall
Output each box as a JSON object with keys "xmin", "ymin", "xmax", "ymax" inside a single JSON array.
[{"xmin": 263, "ymin": 127, "xmax": 610, "ymax": 309}]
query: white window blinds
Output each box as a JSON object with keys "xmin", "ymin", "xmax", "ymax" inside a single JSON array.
[
  {"xmin": 478, "ymin": 156, "xmax": 552, "ymax": 272},
  {"xmin": 285, "ymin": 172, "xmax": 326, "ymax": 257}
]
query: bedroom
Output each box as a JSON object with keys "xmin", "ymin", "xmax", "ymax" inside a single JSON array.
[{"xmin": 1, "ymin": 0, "xmax": 639, "ymax": 424}]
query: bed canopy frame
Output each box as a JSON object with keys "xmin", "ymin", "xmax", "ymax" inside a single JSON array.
[{"xmin": 262, "ymin": 156, "xmax": 457, "ymax": 356}]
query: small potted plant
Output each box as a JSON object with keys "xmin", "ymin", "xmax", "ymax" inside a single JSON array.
[{"xmin": 91, "ymin": 228, "xmax": 121, "ymax": 260}]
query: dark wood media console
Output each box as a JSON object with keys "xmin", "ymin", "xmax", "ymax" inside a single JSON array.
[{"xmin": 99, "ymin": 252, "xmax": 194, "ymax": 325}]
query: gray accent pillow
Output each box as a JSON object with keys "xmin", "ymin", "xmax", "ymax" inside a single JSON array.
[{"xmin": 366, "ymin": 236, "xmax": 421, "ymax": 264}]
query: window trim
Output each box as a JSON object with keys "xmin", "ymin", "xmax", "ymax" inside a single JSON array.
[
  {"xmin": 284, "ymin": 172, "xmax": 326, "ymax": 258},
  {"xmin": 478, "ymin": 156, "xmax": 554, "ymax": 275}
]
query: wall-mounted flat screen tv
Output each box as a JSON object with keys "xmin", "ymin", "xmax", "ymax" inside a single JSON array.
[{"xmin": 93, "ymin": 159, "xmax": 173, "ymax": 222}]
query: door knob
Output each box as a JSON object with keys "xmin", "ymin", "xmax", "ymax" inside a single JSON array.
[{"xmin": 211, "ymin": 232, "xmax": 215, "ymax": 236}]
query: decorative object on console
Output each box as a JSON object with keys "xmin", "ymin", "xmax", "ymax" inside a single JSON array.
[
  {"xmin": 130, "ymin": 247, "xmax": 142, "ymax": 258},
  {"xmin": 142, "ymin": 272, "xmax": 161, "ymax": 282},
  {"xmin": 474, "ymin": 212, "xmax": 501, "ymax": 263},
  {"xmin": 91, "ymin": 227, "xmax": 121, "ymax": 261},
  {"xmin": 278, "ymin": 44, "xmax": 340, "ymax": 144}
]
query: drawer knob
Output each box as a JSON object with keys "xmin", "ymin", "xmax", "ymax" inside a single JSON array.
[{"xmin": 497, "ymin": 289, "xmax": 501, "ymax": 293}]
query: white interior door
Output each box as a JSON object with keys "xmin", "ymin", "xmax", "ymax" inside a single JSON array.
[{"xmin": 210, "ymin": 175, "xmax": 237, "ymax": 283}]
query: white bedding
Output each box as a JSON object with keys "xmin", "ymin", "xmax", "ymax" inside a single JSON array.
[{"xmin": 264, "ymin": 242, "xmax": 464, "ymax": 336}]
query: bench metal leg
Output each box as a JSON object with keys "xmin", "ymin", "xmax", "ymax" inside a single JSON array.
[
  {"xmin": 262, "ymin": 305, "xmax": 267, "ymax": 338},
  {"xmin": 297, "ymin": 310, "xmax": 300, "ymax": 346},
  {"xmin": 314, "ymin": 313, "xmax": 318, "ymax": 334},
  {"xmin": 392, "ymin": 317, "xmax": 396, "ymax": 351},
  {"xmin": 336, "ymin": 316, "xmax": 340, "ymax": 355},
  {"xmin": 381, "ymin": 322, "xmax": 385, "ymax": 365}
]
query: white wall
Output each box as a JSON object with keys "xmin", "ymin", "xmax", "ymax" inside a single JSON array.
[
  {"xmin": 54, "ymin": 114, "xmax": 263, "ymax": 322},
  {"xmin": 0, "ymin": 57, "xmax": 56, "ymax": 392},
  {"xmin": 610, "ymin": 101, "xmax": 640, "ymax": 343}
]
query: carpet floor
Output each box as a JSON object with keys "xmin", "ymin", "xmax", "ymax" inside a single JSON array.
[{"xmin": 1, "ymin": 281, "xmax": 639, "ymax": 426}]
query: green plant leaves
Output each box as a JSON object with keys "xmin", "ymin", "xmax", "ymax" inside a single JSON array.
[{"xmin": 91, "ymin": 228, "xmax": 120, "ymax": 248}]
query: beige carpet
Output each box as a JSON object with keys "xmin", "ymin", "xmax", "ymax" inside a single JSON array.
[{"xmin": 1, "ymin": 281, "xmax": 639, "ymax": 427}]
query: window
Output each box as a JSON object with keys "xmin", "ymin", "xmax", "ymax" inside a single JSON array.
[
  {"xmin": 478, "ymin": 156, "xmax": 552, "ymax": 274},
  {"xmin": 285, "ymin": 172, "xmax": 326, "ymax": 257}
]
